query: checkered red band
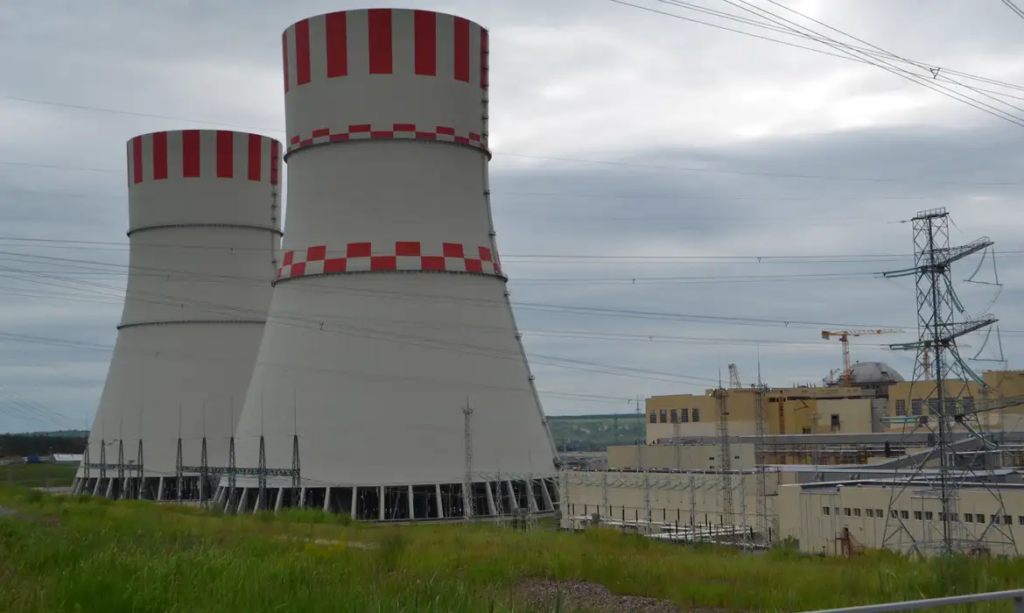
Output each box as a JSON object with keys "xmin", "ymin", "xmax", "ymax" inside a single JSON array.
[
  {"xmin": 276, "ymin": 241, "xmax": 503, "ymax": 281},
  {"xmin": 286, "ymin": 123, "xmax": 487, "ymax": 154}
]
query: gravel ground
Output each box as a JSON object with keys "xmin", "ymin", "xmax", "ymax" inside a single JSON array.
[{"xmin": 516, "ymin": 578, "xmax": 709, "ymax": 612}]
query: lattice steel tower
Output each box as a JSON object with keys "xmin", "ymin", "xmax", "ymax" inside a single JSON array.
[{"xmin": 882, "ymin": 207, "xmax": 1013, "ymax": 556}]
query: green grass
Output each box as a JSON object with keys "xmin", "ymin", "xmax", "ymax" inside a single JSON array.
[
  {"xmin": 1, "ymin": 487, "xmax": 1022, "ymax": 612},
  {"xmin": 0, "ymin": 464, "xmax": 76, "ymax": 488}
]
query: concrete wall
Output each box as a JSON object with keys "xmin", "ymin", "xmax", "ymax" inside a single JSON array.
[
  {"xmin": 885, "ymin": 371, "xmax": 1024, "ymax": 432},
  {"xmin": 647, "ymin": 386, "xmax": 870, "ymax": 443},
  {"xmin": 606, "ymin": 443, "xmax": 756, "ymax": 472},
  {"xmin": 776, "ymin": 483, "xmax": 1024, "ymax": 556},
  {"xmin": 815, "ymin": 398, "xmax": 873, "ymax": 434},
  {"xmin": 561, "ymin": 469, "xmax": 1024, "ymax": 557},
  {"xmin": 561, "ymin": 469, "xmax": 780, "ymax": 536}
]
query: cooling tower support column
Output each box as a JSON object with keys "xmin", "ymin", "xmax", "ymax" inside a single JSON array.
[
  {"xmin": 75, "ymin": 130, "xmax": 282, "ymax": 500},
  {"xmin": 225, "ymin": 8, "xmax": 558, "ymax": 521}
]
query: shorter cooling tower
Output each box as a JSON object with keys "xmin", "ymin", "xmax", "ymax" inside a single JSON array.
[
  {"xmin": 217, "ymin": 8, "xmax": 559, "ymax": 521},
  {"xmin": 74, "ymin": 129, "xmax": 282, "ymax": 501}
]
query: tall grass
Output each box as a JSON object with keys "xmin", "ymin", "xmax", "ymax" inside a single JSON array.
[
  {"xmin": 1, "ymin": 486, "xmax": 1022, "ymax": 612},
  {"xmin": 0, "ymin": 464, "xmax": 76, "ymax": 488}
]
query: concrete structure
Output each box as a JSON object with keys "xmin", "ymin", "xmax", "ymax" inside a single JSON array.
[
  {"xmin": 561, "ymin": 466, "xmax": 1024, "ymax": 555},
  {"xmin": 219, "ymin": 9, "xmax": 558, "ymax": 520},
  {"xmin": 885, "ymin": 369, "xmax": 1024, "ymax": 432},
  {"xmin": 605, "ymin": 442, "xmax": 756, "ymax": 472},
  {"xmin": 74, "ymin": 129, "xmax": 282, "ymax": 500},
  {"xmin": 646, "ymin": 384, "xmax": 874, "ymax": 443},
  {"xmin": 779, "ymin": 481, "xmax": 1024, "ymax": 557}
]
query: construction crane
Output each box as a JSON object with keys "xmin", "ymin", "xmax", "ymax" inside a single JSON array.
[
  {"xmin": 727, "ymin": 363, "xmax": 742, "ymax": 389},
  {"xmin": 821, "ymin": 329, "xmax": 904, "ymax": 387}
]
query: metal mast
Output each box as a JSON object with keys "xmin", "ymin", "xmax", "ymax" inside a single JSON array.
[
  {"xmin": 636, "ymin": 396, "xmax": 651, "ymax": 533},
  {"xmin": 463, "ymin": 402, "xmax": 475, "ymax": 521},
  {"xmin": 754, "ymin": 359, "xmax": 770, "ymax": 543},
  {"xmin": 715, "ymin": 385, "xmax": 733, "ymax": 527}
]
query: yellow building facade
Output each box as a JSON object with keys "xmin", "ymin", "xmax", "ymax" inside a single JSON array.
[
  {"xmin": 646, "ymin": 386, "xmax": 872, "ymax": 442},
  {"xmin": 884, "ymin": 370, "xmax": 1024, "ymax": 431},
  {"xmin": 647, "ymin": 370, "xmax": 1024, "ymax": 443}
]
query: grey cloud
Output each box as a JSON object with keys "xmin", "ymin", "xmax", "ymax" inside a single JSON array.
[{"xmin": 1, "ymin": 0, "xmax": 1022, "ymax": 428}]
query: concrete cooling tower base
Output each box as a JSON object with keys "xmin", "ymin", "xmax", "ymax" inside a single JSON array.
[
  {"xmin": 73, "ymin": 323, "xmax": 266, "ymax": 500},
  {"xmin": 212, "ymin": 273, "xmax": 559, "ymax": 519}
]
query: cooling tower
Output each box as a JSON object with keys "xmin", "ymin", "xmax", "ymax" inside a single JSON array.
[
  {"xmin": 73, "ymin": 129, "xmax": 282, "ymax": 501},
  {"xmin": 220, "ymin": 9, "xmax": 558, "ymax": 520}
]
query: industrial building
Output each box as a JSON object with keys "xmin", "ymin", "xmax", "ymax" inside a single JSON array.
[
  {"xmin": 646, "ymin": 363, "xmax": 1024, "ymax": 444},
  {"xmin": 561, "ymin": 362, "xmax": 1024, "ymax": 557}
]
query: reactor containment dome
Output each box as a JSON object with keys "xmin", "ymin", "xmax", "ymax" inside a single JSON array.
[
  {"xmin": 74, "ymin": 129, "xmax": 283, "ymax": 501},
  {"xmin": 218, "ymin": 8, "xmax": 559, "ymax": 521}
]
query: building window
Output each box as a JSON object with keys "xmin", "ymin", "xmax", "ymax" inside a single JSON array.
[
  {"xmin": 962, "ymin": 397, "xmax": 975, "ymax": 413},
  {"xmin": 831, "ymin": 414, "xmax": 841, "ymax": 432},
  {"xmin": 965, "ymin": 513, "xmax": 974, "ymax": 523},
  {"xmin": 901, "ymin": 510, "xmax": 909, "ymax": 520},
  {"xmin": 977, "ymin": 514, "xmax": 986, "ymax": 524},
  {"xmin": 1018, "ymin": 516, "xmax": 1024, "ymax": 526},
  {"xmin": 692, "ymin": 409, "xmax": 701, "ymax": 422},
  {"xmin": 876, "ymin": 509, "xmax": 883, "ymax": 518},
  {"xmin": 992, "ymin": 515, "xmax": 1000, "ymax": 525},
  {"xmin": 896, "ymin": 400, "xmax": 907, "ymax": 416},
  {"xmin": 823, "ymin": 506, "xmax": 830, "ymax": 515},
  {"xmin": 912, "ymin": 400, "xmax": 923, "ymax": 416},
  {"xmin": 944, "ymin": 398, "xmax": 957, "ymax": 416},
  {"xmin": 649, "ymin": 411, "xmax": 657, "ymax": 424},
  {"xmin": 925, "ymin": 512, "xmax": 934, "ymax": 521},
  {"xmin": 891, "ymin": 510, "xmax": 898, "ymax": 519},
  {"xmin": 914, "ymin": 511, "xmax": 923, "ymax": 520},
  {"xmin": 659, "ymin": 409, "xmax": 667, "ymax": 423},
  {"xmin": 951, "ymin": 513, "xmax": 958, "ymax": 522},
  {"xmin": 1004, "ymin": 515, "xmax": 1011, "ymax": 525},
  {"xmin": 670, "ymin": 409, "xmax": 678, "ymax": 424},
  {"xmin": 844, "ymin": 508, "xmax": 851, "ymax": 517},
  {"xmin": 681, "ymin": 408, "xmax": 689, "ymax": 423},
  {"xmin": 865, "ymin": 509, "xmax": 873, "ymax": 518},
  {"xmin": 854, "ymin": 508, "xmax": 862, "ymax": 517},
  {"xmin": 927, "ymin": 398, "xmax": 940, "ymax": 415}
]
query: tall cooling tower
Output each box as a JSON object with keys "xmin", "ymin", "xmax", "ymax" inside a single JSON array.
[
  {"xmin": 73, "ymin": 129, "xmax": 282, "ymax": 501},
  {"xmin": 221, "ymin": 9, "xmax": 558, "ymax": 520}
]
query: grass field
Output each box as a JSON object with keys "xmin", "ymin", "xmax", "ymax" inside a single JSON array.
[
  {"xmin": 0, "ymin": 463, "xmax": 76, "ymax": 488},
  {"xmin": 2, "ymin": 487, "xmax": 1023, "ymax": 612}
]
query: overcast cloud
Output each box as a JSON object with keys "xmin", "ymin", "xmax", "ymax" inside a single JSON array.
[{"xmin": 1, "ymin": 0, "xmax": 1022, "ymax": 432}]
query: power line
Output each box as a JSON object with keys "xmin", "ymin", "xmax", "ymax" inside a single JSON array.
[
  {"xmin": 1000, "ymin": 0, "xmax": 1024, "ymax": 22},
  {"xmin": 607, "ymin": 0, "xmax": 1024, "ymax": 128}
]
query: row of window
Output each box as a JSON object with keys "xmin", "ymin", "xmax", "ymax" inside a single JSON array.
[
  {"xmin": 894, "ymin": 397, "xmax": 975, "ymax": 416},
  {"xmin": 823, "ymin": 506, "xmax": 1024, "ymax": 526},
  {"xmin": 650, "ymin": 408, "xmax": 702, "ymax": 424}
]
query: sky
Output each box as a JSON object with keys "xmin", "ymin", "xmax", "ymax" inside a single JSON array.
[{"xmin": 1, "ymin": 0, "xmax": 1023, "ymax": 432}]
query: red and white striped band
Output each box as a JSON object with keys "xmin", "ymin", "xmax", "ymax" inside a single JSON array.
[
  {"xmin": 276, "ymin": 241, "xmax": 503, "ymax": 281},
  {"xmin": 128, "ymin": 130, "xmax": 281, "ymax": 186},
  {"xmin": 283, "ymin": 10, "xmax": 488, "ymax": 93},
  {"xmin": 286, "ymin": 123, "xmax": 487, "ymax": 154}
]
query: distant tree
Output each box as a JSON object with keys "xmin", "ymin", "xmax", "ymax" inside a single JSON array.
[{"xmin": 0, "ymin": 434, "xmax": 86, "ymax": 458}]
